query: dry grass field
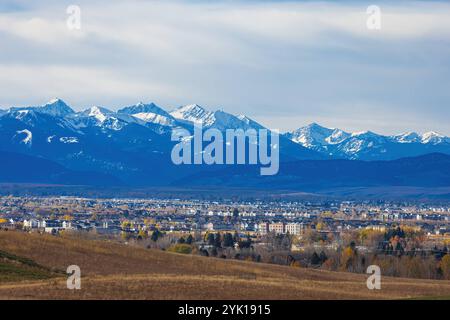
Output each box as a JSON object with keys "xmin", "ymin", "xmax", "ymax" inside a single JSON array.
[{"xmin": 1, "ymin": 230, "xmax": 450, "ymax": 300}]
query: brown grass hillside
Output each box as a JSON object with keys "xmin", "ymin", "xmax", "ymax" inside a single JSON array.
[{"xmin": 1, "ymin": 230, "xmax": 450, "ymax": 300}]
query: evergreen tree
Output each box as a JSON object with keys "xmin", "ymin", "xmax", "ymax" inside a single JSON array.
[
  {"xmin": 223, "ymin": 233, "xmax": 234, "ymax": 247},
  {"xmin": 233, "ymin": 231, "xmax": 239, "ymax": 242},
  {"xmin": 151, "ymin": 229, "xmax": 162, "ymax": 242},
  {"xmin": 319, "ymin": 250, "xmax": 328, "ymax": 263},
  {"xmin": 238, "ymin": 234, "xmax": 252, "ymax": 249},
  {"xmin": 214, "ymin": 233, "xmax": 222, "ymax": 248},
  {"xmin": 311, "ymin": 252, "xmax": 321, "ymax": 265},
  {"xmin": 207, "ymin": 233, "xmax": 215, "ymax": 246}
]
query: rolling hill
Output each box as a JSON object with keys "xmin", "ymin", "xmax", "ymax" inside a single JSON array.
[{"xmin": 1, "ymin": 230, "xmax": 450, "ymax": 300}]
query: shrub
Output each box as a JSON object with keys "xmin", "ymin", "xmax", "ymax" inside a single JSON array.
[{"xmin": 167, "ymin": 243, "xmax": 192, "ymax": 254}]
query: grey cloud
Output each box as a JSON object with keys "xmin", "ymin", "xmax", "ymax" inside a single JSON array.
[{"xmin": 0, "ymin": 0, "xmax": 449, "ymax": 135}]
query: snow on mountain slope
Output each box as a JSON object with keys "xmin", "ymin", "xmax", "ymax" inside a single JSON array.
[
  {"xmin": 1, "ymin": 98, "xmax": 448, "ymax": 166},
  {"xmin": 36, "ymin": 98, "xmax": 75, "ymax": 117},
  {"xmin": 85, "ymin": 106, "xmax": 110, "ymax": 123},
  {"xmin": 391, "ymin": 131, "xmax": 448, "ymax": 145},
  {"xmin": 170, "ymin": 104, "xmax": 215, "ymax": 126},
  {"xmin": 421, "ymin": 131, "xmax": 448, "ymax": 144},
  {"xmin": 287, "ymin": 123, "xmax": 450, "ymax": 160},
  {"xmin": 3, "ymin": 106, "xmax": 77, "ymax": 133},
  {"xmin": 335, "ymin": 131, "xmax": 390, "ymax": 158},
  {"xmin": 131, "ymin": 112, "xmax": 175, "ymax": 126},
  {"xmin": 15, "ymin": 129, "xmax": 32, "ymax": 145},
  {"xmin": 391, "ymin": 132, "xmax": 421, "ymax": 144},
  {"xmin": 119, "ymin": 102, "xmax": 171, "ymax": 117},
  {"xmin": 285, "ymin": 123, "xmax": 350, "ymax": 153},
  {"xmin": 59, "ymin": 137, "xmax": 79, "ymax": 144},
  {"xmin": 118, "ymin": 102, "xmax": 176, "ymax": 127},
  {"xmin": 170, "ymin": 104, "xmax": 265, "ymax": 131},
  {"xmin": 68, "ymin": 106, "xmax": 143, "ymax": 131},
  {"xmin": 8, "ymin": 98, "xmax": 74, "ymax": 117},
  {"xmin": 236, "ymin": 115, "xmax": 265, "ymax": 130}
]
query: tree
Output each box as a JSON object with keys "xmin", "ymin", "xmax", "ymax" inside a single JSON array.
[
  {"xmin": 310, "ymin": 252, "xmax": 321, "ymax": 266},
  {"xmin": 151, "ymin": 229, "xmax": 163, "ymax": 242},
  {"xmin": 341, "ymin": 246, "xmax": 356, "ymax": 271},
  {"xmin": 207, "ymin": 233, "xmax": 215, "ymax": 246},
  {"xmin": 137, "ymin": 229, "xmax": 147, "ymax": 240},
  {"xmin": 238, "ymin": 235, "xmax": 252, "ymax": 249},
  {"xmin": 214, "ymin": 233, "xmax": 222, "ymax": 248},
  {"xmin": 319, "ymin": 251, "xmax": 328, "ymax": 264},
  {"xmin": 441, "ymin": 254, "xmax": 450, "ymax": 280},
  {"xmin": 121, "ymin": 220, "xmax": 132, "ymax": 231},
  {"xmin": 223, "ymin": 233, "xmax": 234, "ymax": 247},
  {"xmin": 316, "ymin": 222, "xmax": 325, "ymax": 231},
  {"xmin": 232, "ymin": 208, "xmax": 239, "ymax": 221}
]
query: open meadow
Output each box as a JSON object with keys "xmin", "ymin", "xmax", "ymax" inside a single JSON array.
[{"xmin": 1, "ymin": 230, "xmax": 450, "ymax": 299}]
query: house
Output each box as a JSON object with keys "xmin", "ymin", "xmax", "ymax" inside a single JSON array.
[{"xmin": 23, "ymin": 219, "xmax": 39, "ymax": 229}]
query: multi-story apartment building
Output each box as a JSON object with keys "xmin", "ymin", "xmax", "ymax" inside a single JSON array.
[
  {"xmin": 285, "ymin": 223, "xmax": 304, "ymax": 235},
  {"xmin": 269, "ymin": 222, "xmax": 285, "ymax": 234},
  {"xmin": 257, "ymin": 222, "xmax": 269, "ymax": 235}
]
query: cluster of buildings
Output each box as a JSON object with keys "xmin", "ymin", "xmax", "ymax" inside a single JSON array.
[
  {"xmin": 0, "ymin": 196, "xmax": 449, "ymax": 240},
  {"xmin": 256, "ymin": 222, "xmax": 305, "ymax": 235}
]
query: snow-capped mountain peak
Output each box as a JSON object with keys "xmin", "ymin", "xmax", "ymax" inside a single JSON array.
[
  {"xmin": 421, "ymin": 131, "xmax": 446, "ymax": 144},
  {"xmin": 236, "ymin": 114, "xmax": 265, "ymax": 129},
  {"xmin": 286, "ymin": 123, "xmax": 347, "ymax": 149},
  {"xmin": 67, "ymin": 106, "xmax": 130, "ymax": 131},
  {"xmin": 326, "ymin": 128, "xmax": 351, "ymax": 144},
  {"xmin": 7, "ymin": 98, "xmax": 75, "ymax": 117},
  {"xmin": 170, "ymin": 104, "xmax": 265, "ymax": 131},
  {"xmin": 83, "ymin": 106, "xmax": 112, "ymax": 123},
  {"xmin": 391, "ymin": 132, "xmax": 421, "ymax": 144},
  {"xmin": 118, "ymin": 102, "xmax": 171, "ymax": 117},
  {"xmin": 287, "ymin": 122, "xmax": 450, "ymax": 160},
  {"xmin": 170, "ymin": 104, "xmax": 213, "ymax": 124},
  {"xmin": 38, "ymin": 98, "xmax": 75, "ymax": 117},
  {"xmin": 351, "ymin": 130, "xmax": 373, "ymax": 137},
  {"xmin": 2, "ymin": 98, "xmax": 448, "ymax": 164},
  {"xmin": 117, "ymin": 102, "xmax": 175, "ymax": 127}
]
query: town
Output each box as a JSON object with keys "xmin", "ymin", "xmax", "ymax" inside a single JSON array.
[
  {"xmin": 2, "ymin": 195, "xmax": 450, "ymax": 280},
  {"xmin": 0, "ymin": 196, "xmax": 450, "ymax": 236},
  {"xmin": 1, "ymin": 196, "xmax": 449, "ymax": 236}
]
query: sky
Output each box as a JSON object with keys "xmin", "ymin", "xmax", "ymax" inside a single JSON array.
[{"xmin": 0, "ymin": 0, "xmax": 449, "ymax": 135}]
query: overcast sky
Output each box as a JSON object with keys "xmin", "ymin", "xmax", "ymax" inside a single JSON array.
[{"xmin": 0, "ymin": 0, "xmax": 449, "ymax": 135}]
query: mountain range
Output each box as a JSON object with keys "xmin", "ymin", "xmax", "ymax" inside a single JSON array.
[
  {"xmin": 286, "ymin": 123, "xmax": 450, "ymax": 160},
  {"xmin": 0, "ymin": 98, "xmax": 449, "ymax": 192}
]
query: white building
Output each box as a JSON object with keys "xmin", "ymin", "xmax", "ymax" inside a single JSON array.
[
  {"xmin": 23, "ymin": 219, "xmax": 39, "ymax": 229},
  {"xmin": 257, "ymin": 222, "xmax": 269, "ymax": 235},
  {"xmin": 269, "ymin": 222, "xmax": 284, "ymax": 234},
  {"xmin": 285, "ymin": 223, "xmax": 304, "ymax": 235}
]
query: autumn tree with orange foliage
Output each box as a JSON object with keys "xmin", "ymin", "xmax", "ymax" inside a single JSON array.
[{"xmin": 441, "ymin": 254, "xmax": 450, "ymax": 280}]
